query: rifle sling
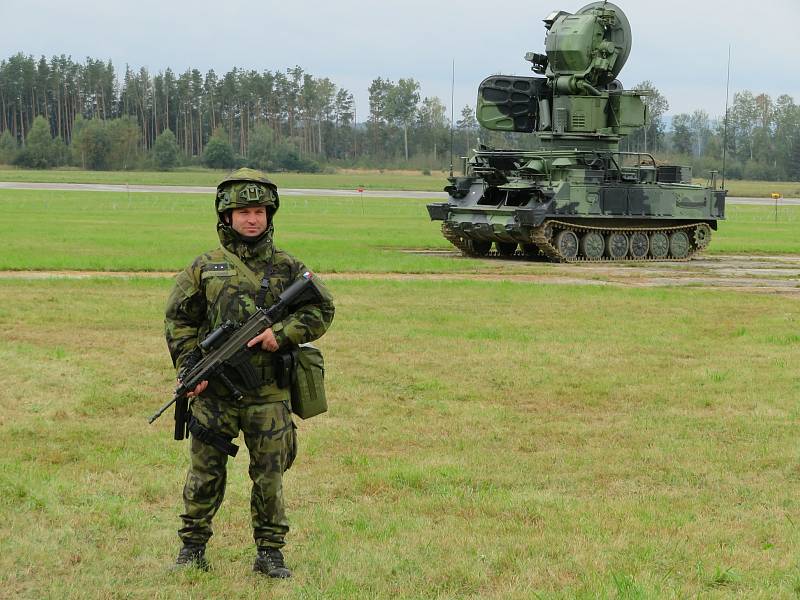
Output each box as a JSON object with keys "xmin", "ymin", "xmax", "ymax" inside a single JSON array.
[
  {"xmin": 188, "ymin": 415, "xmax": 239, "ymax": 457},
  {"xmin": 218, "ymin": 245, "xmax": 274, "ymax": 309}
]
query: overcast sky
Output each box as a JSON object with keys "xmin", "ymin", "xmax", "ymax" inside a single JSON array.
[{"xmin": 3, "ymin": 0, "xmax": 799, "ymax": 124}]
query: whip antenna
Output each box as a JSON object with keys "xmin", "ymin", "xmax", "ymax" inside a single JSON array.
[
  {"xmin": 449, "ymin": 59, "xmax": 455, "ymax": 178},
  {"xmin": 722, "ymin": 45, "xmax": 731, "ymax": 190}
]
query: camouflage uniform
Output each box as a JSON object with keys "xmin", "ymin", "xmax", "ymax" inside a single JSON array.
[{"xmin": 165, "ymin": 169, "xmax": 334, "ymax": 553}]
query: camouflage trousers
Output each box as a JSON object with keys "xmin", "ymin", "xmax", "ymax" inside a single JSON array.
[{"xmin": 179, "ymin": 388, "xmax": 297, "ymax": 549}]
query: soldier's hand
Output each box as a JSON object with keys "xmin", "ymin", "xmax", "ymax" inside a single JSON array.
[
  {"xmin": 179, "ymin": 379, "xmax": 208, "ymax": 398},
  {"xmin": 247, "ymin": 328, "xmax": 279, "ymax": 352}
]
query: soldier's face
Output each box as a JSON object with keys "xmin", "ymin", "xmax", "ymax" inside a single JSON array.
[{"xmin": 230, "ymin": 206, "xmax": 269, "ymax": 238}]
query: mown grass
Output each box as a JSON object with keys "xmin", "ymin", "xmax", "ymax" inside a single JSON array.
[
  {"xmin": 0, "ymin": 166, "xmax": 798, "ymax": 197},
  {"xmin": 0, "ymin": 190, "xmax": 799, "ymax": 274},
  {"xmin": 709, "ymin": 204, "xmax": 800, "ymax": 255},
  {"xmin": 721, "ymin": 180, "xmax": 800, "ymax": 199},
  {"xmin": 0, "ymin": 277, "xmax": 798, "ymax": 598},
  {"xmin": 0, "ymin": 167, "xmax": 449, "ymax": 192},
  {"xmin": 688, "ymin": 179, "xmax": 800, "ymax": 199},
  {"xmin": 0, "ymin": 189, "xmax": 460, "ymax": 272}
]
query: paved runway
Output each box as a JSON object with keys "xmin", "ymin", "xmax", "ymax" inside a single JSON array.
[{"xmin": 0, "ymin": 181, "xmax": 797, "ymax": 205}]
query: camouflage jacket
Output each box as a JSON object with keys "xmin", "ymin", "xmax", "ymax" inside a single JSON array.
[{"xmin": 165, "ymin": 223, "xmax": 335, "ymax": 384}]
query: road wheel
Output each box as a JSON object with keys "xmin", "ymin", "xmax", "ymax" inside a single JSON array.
[
  {"xmin": 555, "ymin": 230, "xmax": 579, "ymax": 260},
  {"xmin": 580, "ymin": 231, "xmax": 604, "ymax": 260},
  {"xmin": 606, "ymin": 232, "xmax": 629, "ymax": 259},
  {"xmin": 669, "ymin": 231, "xmax": 690, "ymax": 259},
  {"xmin": 649, "ymin": 232, "xmax": 669, "ymax": 258},
  {"xmin": 629, "ymin": 232, "xmax": 649, "ymax": 260}
]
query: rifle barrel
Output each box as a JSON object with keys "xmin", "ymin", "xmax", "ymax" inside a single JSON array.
[{"xmin": 148, "ymin": 389, "xmax": 182, "ymax": 424}]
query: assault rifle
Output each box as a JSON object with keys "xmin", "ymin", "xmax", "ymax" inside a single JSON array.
[{"xmin": 148, "ymin": 271, "xmax": 320, "ymax": 440}]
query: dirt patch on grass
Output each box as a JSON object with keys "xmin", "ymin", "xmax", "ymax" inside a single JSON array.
[{"xmin": 1, "ymin": 254, "xmax": 798, "ymax": 295}]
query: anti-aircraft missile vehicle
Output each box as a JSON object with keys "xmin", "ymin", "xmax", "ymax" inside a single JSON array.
[{"xmin": 427, "ymin": 1, "xmax": 725, "ymax": 261}]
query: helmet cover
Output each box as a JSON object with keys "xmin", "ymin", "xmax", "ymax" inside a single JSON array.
[{"xmin": 215, "ymin": 168, "xmax": 280, "ymax": 214}]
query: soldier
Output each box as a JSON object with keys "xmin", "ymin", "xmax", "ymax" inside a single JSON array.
[{"xmin": 164, "ymin": 168, "xmax": 334, "ymax": 577}]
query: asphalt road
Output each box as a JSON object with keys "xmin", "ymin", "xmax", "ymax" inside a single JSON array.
[{"xmin": 0, "ymin": 180, "xmax": 797, "ymax": 205}]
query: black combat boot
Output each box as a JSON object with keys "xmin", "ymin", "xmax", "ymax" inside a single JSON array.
[
  {"xmin": 253, "ymin": 547, "xmax": 291, "ymax": 578},
  {"xmin": 173, "ymin": 543, "xmax": 209, "ymax": 571}
]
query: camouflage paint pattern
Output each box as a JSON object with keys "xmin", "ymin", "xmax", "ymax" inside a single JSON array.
[
  {"xmin": 165, "ymin": 182, "xmax": 334, "ymax": 548},
  {"xmin": 543, "ymin": 4, "xmax": 631, "ymax": 90},
  {"xmin": 432, "ymin": 157, "xmax": 725, "ymax": 247},
  {"xmin": 215, "ymin": 167, "xmax": 280, "ymax": 215},
  {"xmin": 428, "ymin": 2, "xmax": 725, "ymax": 260},
  {"xmin": 179, "ymin": 395, "xmax": 297, "ymax": 548},
  {"xmin": 165, "ymin": 224, "xmax": 335, "ymax": 376}
]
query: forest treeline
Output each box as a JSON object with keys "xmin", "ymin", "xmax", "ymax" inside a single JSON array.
[{"xmin": 0, "ymin": 52, "xmax": 798, "ymax": 180}]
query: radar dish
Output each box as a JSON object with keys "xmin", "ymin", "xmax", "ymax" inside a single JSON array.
[{"xmin": 576, "ymin": 1, "xmax": 632, "ymax": 82}]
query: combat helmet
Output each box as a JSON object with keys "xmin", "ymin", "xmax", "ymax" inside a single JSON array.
[{"xmin": 215, "ymin": 168, "xmax": 280, "ymax": 217}]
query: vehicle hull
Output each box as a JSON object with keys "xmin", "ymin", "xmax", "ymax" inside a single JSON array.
[{"xmin": 428, "ymin": 176, "xmax": 724, "ymax": 261}]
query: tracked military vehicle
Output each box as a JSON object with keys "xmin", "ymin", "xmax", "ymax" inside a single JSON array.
[{"xmin": 427, "ymin": 1, "xmax": 725, "ymax": 261}]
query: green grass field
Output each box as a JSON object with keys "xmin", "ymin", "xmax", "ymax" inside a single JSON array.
[
  {"xmin": 0, "ymin": 184, "xmax": 799, "ymax": 598},
  {"xmin": 0, "ymin": 190, "xmax": 461, "ymax": 272},
  {"xmin": 0, "ymin": 190, "xmax": 799, "ymax": 274},
  {"xmin": 0, "ymin": 166, "xmax": 798, "ymax": 197},
  {"xmin": 0, "ymin": 167, "xmax": 449, "ymax": 192},
  {"xmin": 711, "ymin": 204, "xmax": 800, "ymax": 255},
  {"xmin": 717, "ymin": 179, "xmax": 800, "ymax": 200},
  {"xmin": 0, "ymin": 278, "xmax": 798, "ymax": 598}
]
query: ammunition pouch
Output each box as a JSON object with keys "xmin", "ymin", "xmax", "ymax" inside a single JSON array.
[
  {"xmin": 274, "ymin": 348, "xmax": 299, "ymax": 389},
  {"xmin": 187, "ymin": 415, "xmax": 239, "ymax": 457},
  {"xmin": 290, "ymin": 344, "xmax": 327, "ymax": 420}
]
